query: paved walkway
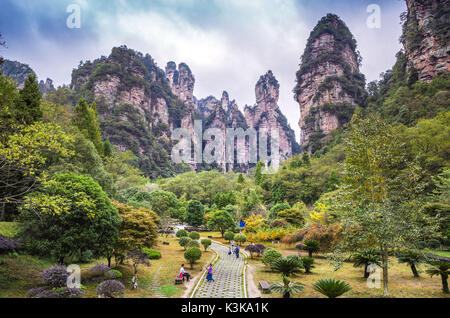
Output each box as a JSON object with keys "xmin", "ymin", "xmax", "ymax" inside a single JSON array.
[{"xmin": 192, "ymin": 242, "xmax": 246, "ymax": 298}]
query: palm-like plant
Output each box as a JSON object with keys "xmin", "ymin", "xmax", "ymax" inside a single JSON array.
[
  {"xmin": 396, "ymin": 249, "xmax": 425, "ymax": 278},
  {"xmin": 426, "ymin": 260, "xmax": 450, "ymax": 294},
  {"xmin": 271, "ymin": 256, "xmax": 303, "ymax": 277},
  {"xmin": 302, "ymin": 257, "xmax": 315, "ymax": 274},
  {"xmin": 303, "ymin": 240, "xmax": 320, "ymax": 257},
  {"xmin": 312, "ymin": 278, "xmax": 352, "ymax": 298},
  {"xmin": 351, "ymin": 248, "xmax": 381, "ymax": 278},
  {"xmin": 270, "ymin": 275, "xmax": 304, "ymax": 298}
]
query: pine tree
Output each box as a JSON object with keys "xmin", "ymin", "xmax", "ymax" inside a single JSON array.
[
  {"xmin": 255, "ymin": 161, "xmax": 264, "ymax": 185},
  {"xmin": 103, "ymin": 139, "xmax": 113, "ymax": 157},
  {"xmin": 72, "ymin": 98, "xmax": 103, "ymax": 155},
  {"xmin": 15, "ymin": 73, "xmax": 42, "ymax": 124}
]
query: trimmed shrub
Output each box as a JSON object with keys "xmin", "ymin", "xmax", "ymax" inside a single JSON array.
[
  {"xmin": 187, "ymin": 239, "xmax": 199, "ymax": 248},
  {"xmin": 200, "ymin": 239, "xmax": 212, "ymax": 251},
  {"xmin": 96, "ymin": 280, "xmax": 125, "ymax": 298},
  {"xmin": 254, "ymin": 244, "xmax": 266, "ymax": 256},
  {"xmin": 245, "ymin": 245, "xmax": 260, "ymax": 259},
  {"xmin": 179, "ymin": 237, "xmax": 192, "ymax": 250},
  {"xmin": 27, "ymin": 287, "xmax": 60, "ymax": 298},
  {"xmin": 303, "ymin": 240, "xmax": 320, "ymax": 257},
  {"xmin": 271, "ymin": 257, "xmax": 303, "ymax": 277},
  {"xmin": 56, "ymin": 287, "xmax": 85, "ymax": 298},
  {"xmin": 234, "ymin": 234, "xmax": 247, "ymax": 245},
  {"xmin": 188, "ymin": 231, "xmax": 200, "ymax": 240},
  {"xmin": 42, "ymin": 265, "xmax": 69, "ymax": 288},
  {"xmin": 176, "ymin": 229, "xmax": 188, "ymax": 238},
  {"xmin": 262, "ymin": 248, "xmax": 282, "ymax": 268},
  {"xmin": 184, "ymin": 247, "xmax": 202, "ymax": 269},
  {"xmin": 141, "ymin": 248, "xmax": 162, "ymax": 260},
  {"xmin": 224, "ymin": 231, "xmax": 235, "ymax": 242}
]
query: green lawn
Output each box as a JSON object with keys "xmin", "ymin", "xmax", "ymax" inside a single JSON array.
[{"xmin": 423, "ymin": 249, "xmax": 450, "ymax": 258}]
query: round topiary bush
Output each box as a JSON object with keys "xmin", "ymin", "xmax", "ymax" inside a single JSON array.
[
  {"xmin": 176, "ymin": 229, "xmax": 188, "ymax": 238},
  {"xmin": 187, "ymin": 239, "xmax": 200, "ymax": 248},
  {"xmin": 262, "ymin": 248, "xmax": 282, "ymax": 268},
  {"xmin": 234, "ymin": 234, "xmax": 247, "ymax": 245},
  {"xmin": 188, "ymin": 231, "xmax": 200, "ymax": 240},
  {"xmin": 42, "ymin": 265, "xmax": 69, "ymax": 288},
  {"xmin": 141, "ymin": 248, "xmax": 162, "ymax": 260},
  {"xmin": 96, "ymin": 280, "xmax": 125, "ymax": 298},
  {"xmin": 200, "ymin": 239, "xmax": 212, "ymax": 251},
  {"xmin": 27, "ymin": 287, "xmax": 61, "ymax": 298},
  {"xmin": 224, "ymin": 231, "xmax": 235, "ymax": 242},
  {"xmin": 184, "ymin": 247, "xmax": 202, "ymax": 269},
  {"xmin": 179, "ymin": 237, "xmax": 192, "ymax": 250},
  {"xmin": 57, "ymin": 287, "xmax": 85, "ymax": 298}
]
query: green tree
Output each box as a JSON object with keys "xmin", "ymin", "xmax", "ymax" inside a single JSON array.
[
  {"xmin": 277, "ymin": 208, "xmax": 306, "ymax": 226},
  {"xmin": 179, "ymin": 237, "xmax": 192, "ymax": 251},
  {"xmin": 103, "ymin": 139, "xmax": 113, "ymax": 157},
  {"xmin": 397, "ymin": 249, "xmax": 426, "ymax": 278},
  {"xmin": 426, "ymin": 260, "xmax": 450, "ymax": 294},
  {"xmin": 271, "ymin": 256, "xmax": 303, "ymax": 277},
  {"xmin": 72, "ymin": 98, "xmax": 103, "ymax": 155},
  {"xmin": 269, "ymin": 203, "xmax": 290, "ymax": 219},
  {"xmin": 337, "ymin": 114, "xmax": 439, "ymax": 296},
  {"xmin": 262, "ymin": 247, "xmax": 282, "ymax": 269},
  {"xmin": 201, "ymin": 239, "xmax": 212, "ymax": 251},
  {"xmin": 185, "ymin": 200, "xmax": 204, "ymax": 226},
  {"xmin": 255, "ymin": 161, "xmax": 264, "ymax": 185},
  {"xmin": 303, "ymin": 240, "xmax": 320, "ymax": 258},
  {"xmin": 188, "ymin": 231, "xmax": 200, "ymax": 240},
  {"xmin": 351, "ymin": 248, "xmax": 382, "ymax": 278},
  {"xmin": 112, "ymin": 202, "xmax": 159, "ymax": 267},
  {"xmin": 15, "ymin": 73, "xmax": 42, "ymax": 125},
  {"xmin": 184, "ymin": 247, "xmax": 202, "ymax": 269},
  {"xmin": 176, "ymin": 229, "xmax": 188, "ymax": 238},
  {"xmin": 18, "ymin": 173, "xmax": 121, "ymax": 264},
  {"xmin": 270, "ymin": 275, "xmax": 304, "ymax": 299},
  {"xmin": 237, "ymin": 173, "xmax": 245, "ymax": 183},
  {"xmin": 223, "ymin": 231, "xmax": 235, "ymax": 242},
  {"xmin": 207, "ymin": 210, "xmax": 235, "ymax": 237}
]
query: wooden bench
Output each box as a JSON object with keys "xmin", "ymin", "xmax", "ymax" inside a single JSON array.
[
  {"xmin": 163, "ymin": 241, "xmax": 170, "ymax": 245},
  {"xmin": 175, "ymin": 277, "xmax": 183, "ymax": 285},
  {"xmin": 259, "ymin": 280, "xmax": 270, "ymax": 293}
]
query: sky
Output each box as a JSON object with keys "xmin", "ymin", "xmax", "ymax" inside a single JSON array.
[{"xmin": 0, "ymin": 0, "xmax": 406, "ymax": 140}]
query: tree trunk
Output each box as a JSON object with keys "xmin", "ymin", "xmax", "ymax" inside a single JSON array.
[
  {"xmin": 411, "ymin": 264, "xmax": 419, "ymax": 278},
  {"xmin": 283, "ymin": 292, "xmax": 290, "ymax": 298},
  {"xmin": 364, "ymin": 264, "xmax": 369, "ymax": 278},
  {"xmin": 308, "ymin": 251, "xmax": 312, "ymax": 258},
  {"xmin": 382, "ymin": 246, "xmax": 389, "ymax": 297},
  {"xmin": 107, "ymin": 256, "xmax": 111, "ymax": 268},
  {"xmin": 0, "ymin": 202, "xmax": 5, "ymax": 221},
  {"xmin": 58, "ymin": 256, "xmax": 65, "ymax": 265},
  {"xmin": 441, "ymin": 274, "xmax": 449, "ymax": 294}
]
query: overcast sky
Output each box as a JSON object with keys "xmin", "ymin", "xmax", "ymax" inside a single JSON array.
[{"xmin": 0, "ymin": 0, "xmax": 406, "ymax": 140}]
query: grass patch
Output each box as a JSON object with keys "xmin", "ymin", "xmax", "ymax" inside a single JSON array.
[
  {"xmin": 0, "ymin": 222, "xmax": 20, "ymax": 238},
  {"xmin": 423, "ymin": 249, "xmax": 450, "ymax": 258},
  {"xmin": 159, "ymin": 284, "xmax": 179, "ymax": 297}
]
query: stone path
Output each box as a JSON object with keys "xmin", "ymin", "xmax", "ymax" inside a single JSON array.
[
  {"xmin": 148, "ymin": 266, "xmax": 164, "ymax": 298},
  {"xmin": 193, "ymin": 242, "xmax": 246, "ymax": 298}
]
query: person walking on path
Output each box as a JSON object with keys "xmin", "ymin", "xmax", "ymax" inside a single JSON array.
[
  {"xmin": 206, "ymin": 264, "xmax": 215, "ymax": 282},
  {"xmin": 228, "ymin": 247, "xmax": 232, "ymax": 256},
  {"xmin": 235, "ymin": 244, "xmax": 240, "ymax": 258}
]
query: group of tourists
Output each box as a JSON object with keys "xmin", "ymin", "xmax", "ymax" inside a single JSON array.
[
  {"xmin": 178, "ymin": 241, "xmax": 241, "ymax": 284},
  {"xmin": 228, "ymin": 240, "xmax": 240, "ymax": 258}
]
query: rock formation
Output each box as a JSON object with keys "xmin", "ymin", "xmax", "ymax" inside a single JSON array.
[
  {"xmin": 402, "ymin": 0, "xmax": 450, "ymax": 81},
  {"xmin": 294, "ymin": 14, "xmax": 366, "ymax": 153}
]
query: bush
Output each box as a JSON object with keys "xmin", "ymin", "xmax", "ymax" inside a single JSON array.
[
  {"xmin": 312, "ymin": 279, "xmax": 352, "ymax": 298},
  {"xmin": 105, "ymin": 269, "xmax": 122, "ymax": 279},
  {"xmin": 269, "ymin": 203, "xmax": 291, "ymax": 219},
  {"xmin": 302, "ymin": 257, "xmax": 315, "ymax": 273},
  {"xmin": 27, "ymin": 287, "xmax": 61, "ymax": 298},
  {"xmin": 200, "ymin": 239, "xmax": 212, "ymax": 251},
  {"xmin": 184, "ymin": 247, "xmax": 202, "ymax": 269},
  {"xmin": 179, "ymin": 237, "xmax": 192, "ymax": 250},
  {"xmin": 271, "ymin": 257, "xmax": 303, "ymax": 277},
  {"xmin": 234, "ymin": 234, "xmax": 247, "ymax": 245},
  {"xmin": 224, "ymin": 231, "xmax": 235, "ymax": 242},
  {"xmin": 96, "ymin": 280, "xmax": 125, "ymax": 298},
  {"xmin": 176, "ymin": 229, "xmax": 188, "ymax": 238},
  {"xmin": 254, "ymin": 244, "xmax": 266, "ymax": 256},
  {"xmin": 141, "ymin": 248, "xmax": 162, "ymax": 260},
  {"xmin": 89, "ymin": 264, "xmax": 111, "ymax": 277},
  {"xmin": 262, "ymin": 248, "xmax": 282, "ymax": 268},
  {"xmin": 187, "ymin": 239, "xmax": 199, "ymax": 248},
  {"xmin": 245, "ymin": 245, "xmax": 260, "ymax": 258},
  {"xmin": 56, "ymin": 287, "xmax": 85, "ymax": 298},
  {"xmin": 352, "ymin": 248, "xmax": 382, "ymax": 278},
  {"xmin": 0, "ymin": 235, "xmax": 21, "ymax": 254},
  {"xmin": 188, "ymin": 231, "xmax": 200, "ymax": 240},
  {"xmin": 42, "ymin": 265, "xmax": 69, "ymax": 288}
]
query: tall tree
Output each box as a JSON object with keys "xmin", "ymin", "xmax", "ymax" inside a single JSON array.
[
  {"xmin": 72, "ymin": 98, "xmax": 103, "ymax": 155},
  {"xmin": 336, "ymin": 114, "xmax": 438, "ymax": 297},
  {"xmin": 15, "ymin": 73, "xmax": 42, "ymax": 124}
]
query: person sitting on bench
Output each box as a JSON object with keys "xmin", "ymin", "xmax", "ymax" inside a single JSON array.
[{"xmin": 179, "ymin": 264, "xmax": 191, "ymax": 282}]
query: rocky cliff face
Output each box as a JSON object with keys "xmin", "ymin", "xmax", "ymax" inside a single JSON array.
[
  {"xmin": 0, "ymin": 59, "xmax": 54, "ymax": 95},
  {"xmin": 294, "ymin": 14, "xmax": 366, "ymax": 153},
  {"xmin": 402, "ymin": 0, "xmax": 449, "ymax": 81},
  {"xmin": 245, "ymin": 71, "xmax": 299, "ymax": 161},
  {"xmin": 70, "ymin": 46, "xmax": 189, "ymax": 178}
]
